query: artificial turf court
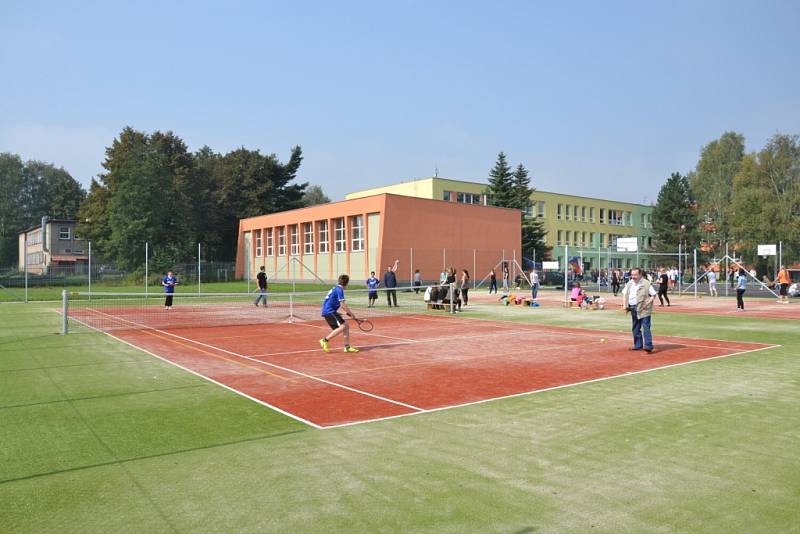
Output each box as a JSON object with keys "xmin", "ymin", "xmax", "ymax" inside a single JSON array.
[
  {"xmin": 2, "ymin": 295, "xmax": 799, "ymax": 532},
  {"xmin": 71, "ymin": 307, "xmax": 774, "ymax": 428}
]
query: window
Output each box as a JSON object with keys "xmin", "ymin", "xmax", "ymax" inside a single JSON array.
[
  {"xmin": 641, "ymin": 213, "xmax": 646, "ymax": 228},
  {"xmin": 556, "ymin": 230, "xmax": 562, "ymax": 246},
  {"xmin": 255, "ymin": 230, "xmax": 262, "ymax": 257},
  {"xmin": 565, "ymin": 204, "xmax": 571, "ymax": 221},
  {"xmin": 278, "ymin": 227, "xmax": 286, "ymax": 256},
  {"xmin": 351, "ymin": 215, "xmax": 364, "ymax": 251},
  {"xmin": 590, "ymin": 232, "xmax": 595, "ymax": 247},
  {"xmin": 574, "ymin": 231, "xmax": 580, "ymax": 246},
  {"xmin": 589, "ymin": 207, "xmax": 595, "ymax": 223},
  {"xmin": 600, "ymin": 233, "xmax": 605, "ymax": 247},
  {"xmin": 266, "ymin": 229, "xmax": 274, "ymax": 256},
  {"xmin": 626, "ymin": 211, "xmax": 632, "ymax": 226},
  {"xmin": 334, "ymin": 218, "xmax": 346, "ymax": 252},
  {"xmin": 557, "ymin": 204, "xmax": 563, "ymax": 220},
  {"xmin": 26, "ymin": 230, "xmax": 42, "ymax": 246},
  {"xmin": 318, "ymin": 220, "xmax": 329, "ymax": 253},
  {"xmin": 573, "ymin": 205, "xmax": 579, "ymax": 221},
  {"xmin": 443, "ymin": 191, "xmax": 452, "ymax": 201},
  {"xmin": 538, "ymin": 201, "xmax": 545, "ymax": 218},
  {"xmin": 600, "ymin": 208, "xmax": 605, "ymax": 224},
  {"xmin": 523, "ymin": 203, "xmax": 534, "ymax": 217},
  {"xmin": 456, "ymin": 192, "xmax": 482, "ymax": 204},
  {"xmin": 304, "ymin": 223, "xmax": 314, "ymax": 254},
  {"xmin": 609, "ymin": 210, "xmax": 623, "ymax": 226},
  {"xmin": 582, "ymin": 232, "xmax": 587, "ymax": 246},
  {"xmin": 59, "ymin": 226, "xmax": 70, "ymax": 240},
  {"xmin": 290, "ymin": 225, "xmax": 299, "ymax": 255},
  {"xmin": 26, "ymin": 252, "xmax": 43, "ymax": 265},
  {"xmin": 581, "ymin": 207, "xmax": 587, "ymax": 222}
]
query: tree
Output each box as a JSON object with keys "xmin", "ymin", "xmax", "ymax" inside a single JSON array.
[
  {"xmin": 484, "ymin": 152, "xmax": 515, "ymax": 207},
  {"xmin": 651, "ymin": 172, "xmax": 698, "ymax": 250},
  {"xmin": 302, "ymin": 185, "xmax": 331, "ymax": 206},
  {"xmin": 511, "ymin": 164, "xmax": 532, "ymax": 211},
  {"xmin": 0, "ymin": 153, "xmax": 26, "ymax": 265},
  {"xmin": 691, "ymin": 132, "xmax": 745, "ymax": 251},
  {"xmin": 729, "ymin": 133, "xmax": 800, "ymax": 262}
]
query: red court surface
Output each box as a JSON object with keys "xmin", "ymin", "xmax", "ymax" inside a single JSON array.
[
  {"xmin": 494, "ymin": 291, "xmax": 800, "ymax": 320},
  {"xmin": 94, "ymin": 313, "xmax": 775, "ymax": 429}
]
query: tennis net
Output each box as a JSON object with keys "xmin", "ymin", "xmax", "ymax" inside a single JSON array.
[{"xmin": 61, "ymin": 285, "xmax": 460, "ymax": 334}]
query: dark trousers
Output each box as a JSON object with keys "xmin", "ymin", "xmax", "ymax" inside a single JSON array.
[
  {"xmin": 489, "ymin": 280, "xmax": 497, "ymax": 294},
  {"xmin": 629, "ymin": 306, "xmax": 653, "ymax": 350},
  {"xmin": 462, "ymin": 287, "xmax": 469, "ymax": 305},
  {"xmin": 414, "ymin": 281, "xmax": 421, "ymax": 293},
  {"xmin": 737, "ymin": 289, "xmax": 745, "ymax": 309},
  {"xmin": 611, "ymin": 282, "xmax": 620, "ymax": 296},
  {"xmin": 386, "ymin": 289, "xmax": 397, "ymax": 306},
  {"xmin": 164, "ymin": 294, "xmax": 174, "ymax": 307},
  {"xmin": 658, "ymin": 286, "xmax": 670, "ymax": 305}
]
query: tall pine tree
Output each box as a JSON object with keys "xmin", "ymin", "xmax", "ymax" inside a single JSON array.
[
  {"xmin": 484, "ymin": 152, "xmax": 515, "ymax": 207},
  {"xmin": 651, "ymin": 172, "xmax": 698, "ymax": 250}
]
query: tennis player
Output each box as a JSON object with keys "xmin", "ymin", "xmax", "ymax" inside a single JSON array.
[
  {"xmin": 162, "ymin": 271, "xmax": 178, "ymax": 309},
  {"xmin": 319, "ymin": 274, "xmax": 360, "ymax": 353}
]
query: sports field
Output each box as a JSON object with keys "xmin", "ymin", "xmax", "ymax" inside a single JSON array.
[{"xmin": 2, "ymin": 289, "xmax": 799, "ymax": 532}]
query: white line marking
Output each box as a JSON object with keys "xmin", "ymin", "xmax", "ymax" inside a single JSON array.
[
  {"xmin": 320, "ymin": 343, "xmax": 781, "ymax": 429},
  {"xmin": 65, "ymin": 309, "xmax": 322, "ymax": 428},
  {"xmin": 83, "ymin": 308, "xmax": 424, "ymax": 413}
]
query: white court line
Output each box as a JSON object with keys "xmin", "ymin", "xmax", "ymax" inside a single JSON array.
[
  {"xmin": 64, "ymin": 309, "xmax": 323, "ymax": 428},
  {"xmin": 83, "ymin": 308, "xmax": 424, "ymax": 413},
  {"xmin": 320, "ymin": 343, "xmax": 782, "ymax": 429},
  {"xmin": 250, "ymin": 328, "xmax": 535, "ymax": 359}
]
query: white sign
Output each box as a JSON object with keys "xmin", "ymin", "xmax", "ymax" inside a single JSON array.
[
  {"xmin": 616, "ymin": 237, "xmax": 638, "ymax": 252},
  {"xmin": 542, "ymin": 261, "xmax": 560, "ymax": 270},
  {"xmin": 757, "ymin": 244, "xmax": 777, "ymax": 256}
]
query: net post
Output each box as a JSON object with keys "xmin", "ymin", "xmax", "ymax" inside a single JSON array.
[
  {"xmin": 62, "ymin": 290, "xmax": 69, "ymax": 335},
  {"xmin": 449, "ymin": 282, "xmax": 456, "ymax": 314},
  {"xmin": 289, "ymin": 294, "xmax": 294, "ymax": 323}
]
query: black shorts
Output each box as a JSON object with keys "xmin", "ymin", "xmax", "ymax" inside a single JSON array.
[{"xmin": 323, "ymin": 312, "xmax": 345, "ymax": 330}]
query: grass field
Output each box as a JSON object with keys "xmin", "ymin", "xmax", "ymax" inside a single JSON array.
[{"xmin": 1, "ymin": 296, "xmax": 799, "ymax": 532}]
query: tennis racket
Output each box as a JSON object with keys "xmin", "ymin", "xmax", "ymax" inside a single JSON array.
[{"xmin": 354, "ymin": 318, "xmax": 373, "ymax": 332}]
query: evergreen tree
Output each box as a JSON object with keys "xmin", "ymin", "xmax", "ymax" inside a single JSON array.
[
  {"xmin": 651, "ymin": 172, "xmax": 698, "ymax": 250},
  {"xmin": 303, "ymin": 185, "xmax": 331, "ymax": 206},
  {"xmin": 512, "ymin": 164, "xmax": 532, "ymax": 211},
  {"xmin": 484, "ymin": 152, "xmax": 515, "ymax": 207},
  {"xmin": 0, "ymin": 153, "xmax": 26, "ymax": 265}
]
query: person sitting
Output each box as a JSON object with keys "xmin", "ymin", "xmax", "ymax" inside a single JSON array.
[
  {"xmin": 429, "ymin": 286, "xmax": 444, "ymax": 310},
  {"xmin": 423, "ymin": 285, "xmax": 432, "ymax": 304},
  {"xmin": 570, "ymin": 282, "xmax": 584, "ymax": 303},
  {"xmin": 441, "ymin": 287, "xmax": 462, "ymax": 311}
]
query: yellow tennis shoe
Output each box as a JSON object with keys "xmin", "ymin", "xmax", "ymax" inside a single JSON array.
[
  {"xmin": 319, "ymin": 339, "xmax": 330, "ymax": 353},
  {"xmin": 343, "ymin": 346, "xmax": 359, "ymax": 353}
]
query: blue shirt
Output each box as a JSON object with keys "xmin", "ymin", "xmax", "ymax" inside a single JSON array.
[
  {"xmin": 383, "ymin": 270, "xmax": 397, "ymax": 288},
  {"xmin": 367, "ymin": 276, "xmax": 379, "ymax": 290},
  {"xmin": 162, "ymin": 275, "xmax": 177, "ymax": 294},
  {"xmin": 321, "ymin": 285, "xmax": 345, "ymax": 316},
  {"xmin": 737, "ymin": 274, "xmax": 747, "ymax": 290}
]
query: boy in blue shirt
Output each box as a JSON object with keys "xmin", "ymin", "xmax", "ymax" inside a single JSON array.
[
  {"xmin": 320, "ymin": 274, "xmax": 360, "ymax": 353},
  {"xmin": 366, "ymin": 271, "xmax": 380, "ymax": 308},
  {"xmin": 162, "ymin": 271, "xmax": 178, "ymax": 309}
]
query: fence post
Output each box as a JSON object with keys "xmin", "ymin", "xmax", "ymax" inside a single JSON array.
[
  {"xmin": 88, "ymin": 241, "xmax": 92, "ymax": 300},
  {"xmin": 197, "ymin": 243, "xmax": 201, "ymax": 294},
  {"xmin": 564, "ymin": 244, "xmax": 569, "ymax": 303},
  {"xmin": 473, "ymin": 249, "xmax": 476, "ymax": 289},
  {"xmin": 145, "ymin": 242, "xmax": 149, "ymax": 296},
  {"xmin": 693, "ymin": 248, "xmax": 698, "ymax": 299}
]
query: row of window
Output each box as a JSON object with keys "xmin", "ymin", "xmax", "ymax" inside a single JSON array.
[
  {"xmin": 442, "ymin": 191, "xmax": 485, "ymax": 205},
  {"xmin": 25, "ymin": 226, "xmax": 73, "ymax": 245},
  {"xmin": 26, "ymin": 252, "xmax": 44, "ymax": 265},
  {"xmin": 254, "ymin": 216, "xmax": 365, "ymax": 257},
  {"xmin": 555, "ymin": 232, "xmax": 654, "ymax": 249},
  {"xmin": 555, "ymin": 205, "xmax": 651, "ymax": 227}
]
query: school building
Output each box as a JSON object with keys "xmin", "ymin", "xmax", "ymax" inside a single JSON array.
[
  {"xmin": 18, "ymin": 219, "xmax": 89, "ymax": 274},
  {"xmin": 346, "ymin": 177, "xmax": 656, "ymax": 271},
  {"xmin": 235, "ymin": 193, "xmax": 522, "ymax": 284}
]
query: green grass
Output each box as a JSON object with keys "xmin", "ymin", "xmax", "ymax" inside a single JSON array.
[{"xmin": 1, "ymin": 300, "xmax": 799, "ymax": 532}]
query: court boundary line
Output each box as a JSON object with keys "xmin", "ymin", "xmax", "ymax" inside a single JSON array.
[
  {"xmin": 82, "ymin": 308, "xmax": 424, "ymax": 413},
  {"xmin": 65, "ymin": 311, "xmax": 324, "ymax": 429},
  {"xmin": 65, "ymin": 306, "xmax": 780, "ymax": 430},
  {"xmin": 321, "ymin": 342, "xmax": 781, "ymax": 429}
]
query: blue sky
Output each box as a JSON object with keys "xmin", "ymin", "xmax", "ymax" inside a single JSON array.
[{"xmin": 1, "ymin": 1, "xmax": 798, "ymax": 204}]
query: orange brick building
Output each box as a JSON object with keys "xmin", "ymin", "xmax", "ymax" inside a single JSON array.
[{"xmin": 236, "ymin": 193, "xmax": 522, "ymax": 284}]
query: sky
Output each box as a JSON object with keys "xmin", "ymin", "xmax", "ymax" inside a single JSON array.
[{"xmin": 1, "ymin": 0, "xmax": 798, "ymax": 205}]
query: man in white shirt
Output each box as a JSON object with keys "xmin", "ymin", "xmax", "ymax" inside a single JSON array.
[
  {"xmin": 707, "ymin": 268, "xmax": 718, "ymax": 297},
  {"xmin": 621, "ymin": 267, "xmax": 658, "ymax": 353}
]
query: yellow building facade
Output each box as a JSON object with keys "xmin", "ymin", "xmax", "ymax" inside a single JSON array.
[{"xmin": 347, "ymin": 177, "xmax": 656, "ymax": 270}]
